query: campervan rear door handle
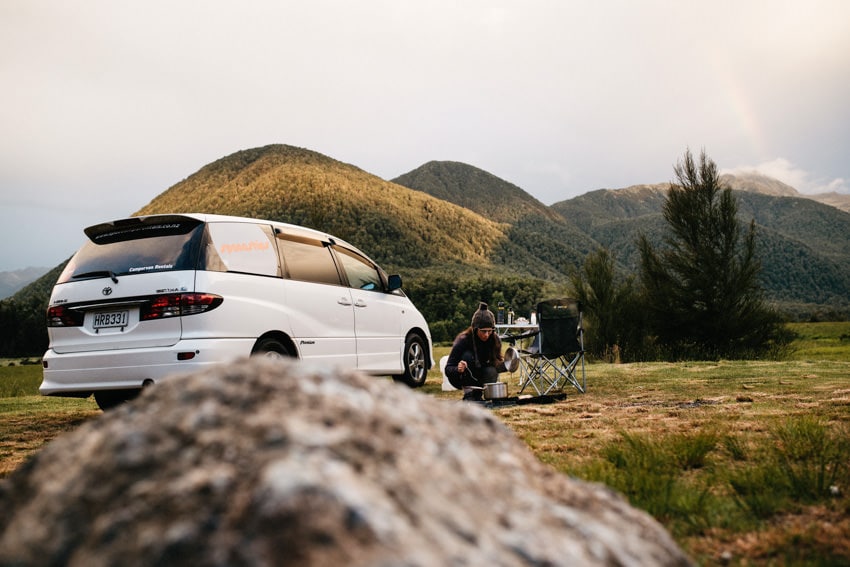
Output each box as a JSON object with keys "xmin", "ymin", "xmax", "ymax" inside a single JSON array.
[{"xmin": 338, "ymin": 297, "xmax": 352, "ymax": 306}]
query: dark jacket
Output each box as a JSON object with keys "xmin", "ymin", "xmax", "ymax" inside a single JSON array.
[{"xmin": 445, "ymin": 328, "xmax": 504, "ymax": 388}]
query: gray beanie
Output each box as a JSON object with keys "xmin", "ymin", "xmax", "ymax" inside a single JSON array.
[{"xmin": 471, "ymin": 302, "xmax": 496, "ymax": 329}]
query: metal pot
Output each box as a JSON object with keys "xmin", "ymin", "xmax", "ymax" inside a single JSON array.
[{"xmin": 483, "ymin": 381, "xmax": 508, "ymax": 400}]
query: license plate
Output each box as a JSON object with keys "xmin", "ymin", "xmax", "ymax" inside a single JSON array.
[{"xmin": 92, "ymin": 310, "xmax": 129, "ymax": 329}]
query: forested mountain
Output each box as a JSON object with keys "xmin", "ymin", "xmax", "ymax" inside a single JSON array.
[
  {"xmin": 393, "ymin": 161, "xmax": 850, "ymax": 316},
  {"xmin": 134, "ymin": 145, "xmax": 508, "ymax": 272},
  {"xmin": 552, "ymin": 183, "xmax": 850, "ymax": 316},
  {"xmin": 0, "ymin": 263, "xmax": 66, "ymax": 357},
  {"xmin": 809, "ymin": 191, "xmax": 850, "ymax": 213},
  {"xmin": 0, "ymin": 267, "xmax": 50, "ymax": 300},
  {"xmin": 721, "ymin": 171, "xmax": 850, "ymax": 213},
  {"xmin": 392, "ymin": 160, "xmax": 560, "ymax": 224},
  {"xmin": 3, "ymin": 144, "xmax": 849, "ymax": 355},
  {"xmin": 392, "ymin": 161, "xmax": 599, "ymax": 277}
]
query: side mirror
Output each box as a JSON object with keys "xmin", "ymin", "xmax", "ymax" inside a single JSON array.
[{"xmin": 387, "ymin": 274, "xmax": 402, "ymax": 291}]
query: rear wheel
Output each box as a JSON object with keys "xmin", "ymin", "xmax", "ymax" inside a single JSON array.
[
  {"xmin": 94, "ymin": 389, "xmax": 140, "ymax": 411},
  {"xmin": 393, "ymin": 334, "xmax": 428, "ymax": 388},
  {"xmin": 251, "ymin": 337, "xmax": 291, "ymax": 360}
]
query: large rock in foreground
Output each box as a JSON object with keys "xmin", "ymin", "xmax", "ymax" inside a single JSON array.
[{"xmin": 0, "ymin": 359, "xmax": 692, "ymax": 566}]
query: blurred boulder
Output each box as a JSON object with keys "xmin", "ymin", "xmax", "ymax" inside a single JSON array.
[{"xmin": 0, "ymin": 358, "xmax": 692, "ymax": 566}]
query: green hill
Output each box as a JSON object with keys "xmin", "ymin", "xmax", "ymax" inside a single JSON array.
[
  {"xmin": 392, "ymin": 160, "xmax": 600, "ymax": 278},
  {"xmin": 391, "ymin": 160, "xmax": 561, "ymax": 224},
  {"xmin": 134, "ymin": 145, "xmax": 509, "ymax": 271}
]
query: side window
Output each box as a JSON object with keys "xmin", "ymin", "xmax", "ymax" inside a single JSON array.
[
  {"xmin": 204, "ymin": 222, "xmax": 280, "ymax": 277},
  {"xmin": 277, "ymin": 232, "xmax": 342, "ymax": 286},
  {"xmin": 333, "ymin": 245, "xmax": 384, "ymax": 291}
]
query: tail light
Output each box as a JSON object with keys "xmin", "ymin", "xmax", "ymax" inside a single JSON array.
[
  {"xmin": 46, "ymin": 305, "xmax": 85, "ymax": 327},
  {"xmin": 140, "ymin": 293, "xmax": 223, "ymax": 321}
]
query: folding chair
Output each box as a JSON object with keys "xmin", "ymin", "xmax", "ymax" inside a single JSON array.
[{"xmin": 517, "ymin": 298, "xmax": 586, "ymax": 395}]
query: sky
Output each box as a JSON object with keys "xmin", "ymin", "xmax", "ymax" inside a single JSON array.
[{"xmin": 2, "ymin": 1, "xmax": 849, "ymax": 272}]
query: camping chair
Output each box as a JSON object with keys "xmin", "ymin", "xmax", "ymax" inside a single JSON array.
[{"xmin": 516, "ymin": 298, "xmax": 586, "ymax": 395}]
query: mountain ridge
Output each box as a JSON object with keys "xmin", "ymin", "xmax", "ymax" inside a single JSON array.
[
  {"xmin": 391, "ymin": 159, "xmax": 850, "ymax": 316},
  {"xmin": 550, "ymin": 181, "xmax": 850, "ymax": 314},
  {"xmin": 392, "ymin": 160, "xmax": 601, "ymax": 275},
  {"xmin": 391, "ymin": 160, "xmax": 562, "ymax": 224},
  {"xmin": 721, "ymin": 171, "xmax": 850, "ymax": 212},
  {"xmin": 0, "ymin": 267, "xmax": 50, "ymax": 300},
  {"xmin": 3, "ymin": 143, "xmax": 849, "ymax": 357},
  {"xmin": 134, "ymin": 145, "xmax": 511, "ymax": 271}
]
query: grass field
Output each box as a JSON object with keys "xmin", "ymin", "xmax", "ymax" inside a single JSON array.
[{"xmin": 2, "ymin": 322, "xmax": 849, "ymax": 566}]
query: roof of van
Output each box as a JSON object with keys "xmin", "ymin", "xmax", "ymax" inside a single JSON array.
[
  {"xmin": 85, "ymin": 213, "xmax": 360, "ymax": 253},
  {"xmin": 182, "ymin": 213, "xmax": 339, "ymax": 239},
  {"xmin": 83, "ymin": 213, "xmax": 374, "ymax": 262}
]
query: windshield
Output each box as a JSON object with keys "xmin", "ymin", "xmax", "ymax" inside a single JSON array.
[{"xmin": 57, "ymin": 218, "xmax": 205, "ymax": 284}]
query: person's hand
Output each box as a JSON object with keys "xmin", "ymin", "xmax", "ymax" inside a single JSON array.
[{"xmin": 457, "ymin": 360, "xmax": 467, "ymax": 374}]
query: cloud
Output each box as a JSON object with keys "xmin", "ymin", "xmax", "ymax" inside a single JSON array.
[{"xmin": 723, "ymin": 158, "xmax": 849, "ymax": 195}]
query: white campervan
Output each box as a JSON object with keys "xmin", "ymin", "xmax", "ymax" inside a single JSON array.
[{"xmin": 41, "ymin": 213, "xmax": 433, "ymax": 409}]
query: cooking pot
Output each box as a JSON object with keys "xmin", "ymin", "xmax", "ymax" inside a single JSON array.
[{"xmin": 483, "ymin": 381, "xmax": 508, "ymax": 400}]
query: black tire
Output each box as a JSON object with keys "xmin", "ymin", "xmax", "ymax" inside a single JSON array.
[
  {"xmin": 393, "ymin": 334, "xmax": 428, "ymax": 388},
  {"xmin": 94, "ymin": 389, "xmax": 140, "ymax": 411},
  {"xmin": 251, "ymin": 337, "xmax": 291, "ymax": 360}
]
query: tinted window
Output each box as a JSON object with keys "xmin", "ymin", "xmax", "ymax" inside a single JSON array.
[
  {"xmin": 204, "ymin": 222, "xmax": 280, "ymax": 277},
  {"xmin": 277, "ymin": 232, "xmax": 341, "ymax": 286},
  {"xmin": 333, "ymin": 245, "xmax": 384, "ymax": 291},
  {"xmin": 58, "ymin": 220, "xmax": 204, "ymax": 284}
]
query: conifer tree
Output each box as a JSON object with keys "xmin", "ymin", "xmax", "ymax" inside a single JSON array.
[
  {"xmin": 571, "ymin": 248, "xmax": 650, "ymax": 362},
  {"xmin": 638, "ymin": 148, "xmax": 789, "ymax": 359}
]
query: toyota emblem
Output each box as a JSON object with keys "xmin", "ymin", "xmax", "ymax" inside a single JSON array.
[{"xmin": 102, "ymin": 287, "xmax": 113, "ymax": 296}]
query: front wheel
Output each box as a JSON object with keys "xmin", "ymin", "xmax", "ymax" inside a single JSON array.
[{"xmin": 393, "ymin": 334, "xmax": 428, "ymax": 388}]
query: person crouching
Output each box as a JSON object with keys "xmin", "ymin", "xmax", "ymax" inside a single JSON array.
[{"xmin": 445, "ymin": 302, "xmax": 507, "ymax": 401}]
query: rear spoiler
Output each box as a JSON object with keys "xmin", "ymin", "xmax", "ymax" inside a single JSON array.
[{"xmin": 84, "ymin": 215, "xmax": 203, "ymax": 244}]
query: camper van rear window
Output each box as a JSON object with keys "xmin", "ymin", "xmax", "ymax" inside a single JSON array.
[{"xmin": 57, "ymin": 222, "xmax": 205, "ymax": 284}]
